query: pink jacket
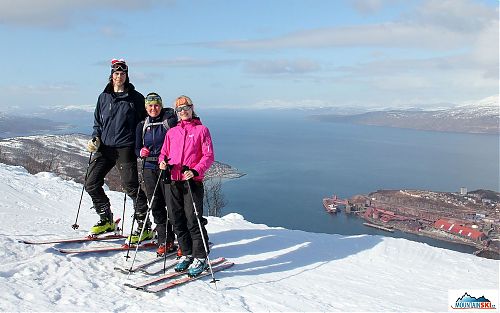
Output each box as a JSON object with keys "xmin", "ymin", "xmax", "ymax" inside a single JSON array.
[{"xmin": 159, "ymin": 118, "xmax": 214, "ymax": 182}]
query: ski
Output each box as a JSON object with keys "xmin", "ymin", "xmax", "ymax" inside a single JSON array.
[
  {"xmin": 19, "ymin": 233, "xmax": 126, "ymax": 245},
  {"xmin": 124, "ymin": 257, "xmax": 226, "ymax": 289},
  {"xmin": 138, "ymin": 257, "xmax": 180, "ymax": 275},
  {"xmin": 114, "ymin": 249, "xmax": 178, "ymax": 274},
  {"xmin": 115, "ymin": 242, "xmax": 214, "ymax": 274},
  {"xmin": 19, "ymin": 218, "xmax": 125, "ymax": 245},
  {"xmin": 56, "ymin": 242, "xmax": 157, "ymax": 254},
  {"xmin": 143, "ymin": 262, "xmax": 235, "ymax": 293}
]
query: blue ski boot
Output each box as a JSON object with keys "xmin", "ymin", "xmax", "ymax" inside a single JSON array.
[
  {"xmin": 187, "ymin": 258, "xmax": 208, "ymax": 277},
  {"xmin": 175, "ymin": 255, "xmax": 193, "ymax": 272}
]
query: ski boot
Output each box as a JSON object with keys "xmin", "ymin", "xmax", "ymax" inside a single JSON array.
[
  {"xmin": 90, "ymin": 203, "xmax": 115, "ymax": 235},
  {"xmin": 175, "ymin": 255, "xmax": 193, "ymax": 272},
  {"xmin": 89, "ymin": 219, "xmax": 115, "ymax": 235},
  {"xmin": 127, "ymin": 220, "xmax": 153, "ymax": 244},
  {"xmin": 156, "ymin": 241, "xmax": 176, "ymax": 256},
  {"xmin": 187, "ymin": 258, "xmax": 208, "ymax": 277}
]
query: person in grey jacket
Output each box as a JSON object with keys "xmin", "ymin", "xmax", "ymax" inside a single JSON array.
[{"xmin": 84, "ymin": 59, "xmax": 151, "ymax": 241}]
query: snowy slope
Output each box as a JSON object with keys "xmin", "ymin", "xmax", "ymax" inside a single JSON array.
[{"xmin": 0, "ymin": 163, "xmax": 498, "ymax": 312}]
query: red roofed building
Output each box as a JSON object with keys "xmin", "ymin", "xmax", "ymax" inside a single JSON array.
[{"xmin": 434, "ymin": 219, "xmax": 486, "ymax": 241}]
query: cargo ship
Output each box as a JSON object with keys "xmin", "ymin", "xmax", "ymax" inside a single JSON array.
[{"xmin": 323, "ymin": 197, "xmax": 338, "ymax": 213}]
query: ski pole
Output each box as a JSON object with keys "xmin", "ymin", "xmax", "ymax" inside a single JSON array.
[
  {"xmin": 163, "ymin": 187, "xmax": 171, "ymax": 274},
  {"xmin": 124, "ymin": 215, "xmax": 136, "ymax": 260},
  {"xmin": 127, "ymin": 169, "xmax": 163, "ymax": 275},
  {"xmin": 183, "ymin": 167, "xmax": 219, "ymax": 288},
  {"xmin": 124, "ymin": 159, "xmax": 146, "ymax": 259},
  {"xmin": 72, "ymin": 152, "xmax": 93, "ymax": 230},
  {"xmin": 121, "ymin": 193, "xmax": 126, "ymax": 235}
]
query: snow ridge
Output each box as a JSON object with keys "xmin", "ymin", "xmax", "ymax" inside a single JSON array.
[{"xmin": 0, "ymin": 163, "xmax": 498, "ymax": 311}]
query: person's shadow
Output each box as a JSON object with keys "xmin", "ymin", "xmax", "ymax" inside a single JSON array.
[{"xmin": 208, "ymin": 223, "xmax": 382, "ymax": 285}]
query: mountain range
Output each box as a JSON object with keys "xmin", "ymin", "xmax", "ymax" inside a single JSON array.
[
  {"xmin": 1, "ymin": 95, "xmax": 497, "ymax": 138},
  {"xmin": 310, "ymin": 95, "xmax": 499, "ymax": 134}
]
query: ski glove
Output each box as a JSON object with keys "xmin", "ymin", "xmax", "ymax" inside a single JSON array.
[
  {"xmin": 86, "ymin": 137, "xmax": 101, "ymax": 153},
  {"xmin": 182, "ymin": 165, "xmax": 199, "ymax": 180},
  {"xmin": 140, "ymin": 147, "xmax": 150, "ymax": 158}
]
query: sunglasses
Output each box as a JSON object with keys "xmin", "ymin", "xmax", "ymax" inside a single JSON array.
[{"xmin": 175, "ymin": 105, "xmax": 192, "ymax": 113}]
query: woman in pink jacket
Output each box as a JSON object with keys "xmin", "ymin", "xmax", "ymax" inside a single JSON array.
[{"xmin": 159, "ymin": 95, "xmax": 214, "ymax": 277}]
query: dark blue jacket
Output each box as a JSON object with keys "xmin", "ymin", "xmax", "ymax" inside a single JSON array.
[
  {"xmin": 135, "ymin": 108, "xmax": 178, "ymax": 169},
  {"xmin": 92, "ymin": 83, "xmax": 146, "ymax": 148}
]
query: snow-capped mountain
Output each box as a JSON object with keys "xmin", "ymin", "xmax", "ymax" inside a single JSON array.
[
  {"xmin": 311, "ymin": 95, "xmax": 499, "ymax": 134},
  {"xmin": 451, "ymin": 95, "xmax": 500, "ymax": 118}
]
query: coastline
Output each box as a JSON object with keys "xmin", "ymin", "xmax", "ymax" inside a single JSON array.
[
  {"xmin": 325, "ymin": 189, "xmax": 500, "ymax": 260},
  {"xmin": 356, "ymin": 212, "xmax": 499, "ymax": 259}
]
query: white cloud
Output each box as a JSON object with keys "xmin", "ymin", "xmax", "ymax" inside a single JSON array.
[
  {"xmin": 204, "ymin": 0, "xmax": 496, "ymax": 52},
  {"xmin": 470, "ymin": 20, "xmax": 499, "ymax": 69},
  {"xmin": 135, "ymin": 57, "xmax": 240, "ymax": 68},
  {"xmin": 0, "ymin": 0, "xmax": 172, "ymax": 28},
  {"xmin": 244, "ymin": 59, "xmax": 320, "ymax": 75},
  {"xmin": 409, "ymin": 0, "xmax": 496, "ymax": 33},
  {"xmin": 2, "ymin": 83, "xmax": 78, "ymax": 93},
  {"xmin": 351, "ymin": 0, "xmax": 403, "ymax": 15},
  {"xmin": 99, "ymin": 26, "xmax": 124, "ymax": 38},
  {"xmin": 205, "ymin": 23, "xmax": 468, "ymax": 51}
]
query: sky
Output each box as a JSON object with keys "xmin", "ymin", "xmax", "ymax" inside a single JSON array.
[
  {"xmin": 0, "ymin": 0, "xmax": 498, "ymax": 113},
  {"xmin": 1, "ymin": 162, "xmax": 498, "ymax": 311}
]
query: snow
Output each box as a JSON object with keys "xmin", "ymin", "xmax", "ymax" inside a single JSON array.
[{"xmin": 0, "ymin": 163, "xmax": 498, "ymax": 312}]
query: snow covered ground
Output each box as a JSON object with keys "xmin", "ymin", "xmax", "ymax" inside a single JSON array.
[{"xmin": 0, "ymin": 163, "xmax": 498, "ymax": 312}]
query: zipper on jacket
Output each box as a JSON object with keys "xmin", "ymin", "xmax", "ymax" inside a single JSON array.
[{"xmin": 180, "ymin": 126, "xmax": 187, "ymax": 176}]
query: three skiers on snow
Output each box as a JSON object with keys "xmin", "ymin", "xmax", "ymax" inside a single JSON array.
[{"xmin": 85, "ymin": 59, "xmax": 214, "ymax": 277}]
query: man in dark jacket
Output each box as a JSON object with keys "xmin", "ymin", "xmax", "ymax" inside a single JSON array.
[{"xmin": 85, "ymin": 59, "xmax": 151, "ymax": 241}]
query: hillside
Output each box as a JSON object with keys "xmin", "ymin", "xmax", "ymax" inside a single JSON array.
[
  {"xmin": 0, "ymin": 163, "xmax": 498, "ymax": 311},
  {"xmin": 0, "ymin": 134, "xmax": 244, "ymax": 191},
  {"xmin": 311, "ymin": 95, "xmax": 499, "ymax": 134},
  {"xmin": 0, "ymin": 113, "xmax": 70, "ymax": 138}
]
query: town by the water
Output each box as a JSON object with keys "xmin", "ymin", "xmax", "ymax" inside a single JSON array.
[{"xmin": 323, "ymin": 188, "xmax": 500, "ymax": 259}]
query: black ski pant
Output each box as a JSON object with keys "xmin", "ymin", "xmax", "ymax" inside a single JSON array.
[
  {"xmin": 84, "ymin": 146, "xmax": 148, "ymax": 221},
  {"xmin": 165, "ymin": 180, "xmax": 209, "ymax": 258},
  {"xmin": 142, "ymin": 168, "xmax": 175, "ymax": 243}
]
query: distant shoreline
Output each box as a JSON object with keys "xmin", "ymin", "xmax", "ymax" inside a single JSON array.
[
  {"xmin": 310, "ymin": 110, "xmax": 499, "ymax": 135},
  {"xmin": 330, "ymin": 189, "xmax": 500, "ymax": 260}
]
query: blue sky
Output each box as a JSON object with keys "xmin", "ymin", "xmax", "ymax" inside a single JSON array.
[{"xmin": 0, "ymin": 0, "xmax": 498, "ymax": 113}]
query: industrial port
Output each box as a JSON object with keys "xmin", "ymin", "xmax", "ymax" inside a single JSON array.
[{"xmin": 323, "ymin": 188, "xmax": 500, "ymax": 259}]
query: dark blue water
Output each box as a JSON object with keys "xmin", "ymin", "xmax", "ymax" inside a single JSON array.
[{"xmin": 201, "ymin": 109, "xmax": 499, "ymax": 254}]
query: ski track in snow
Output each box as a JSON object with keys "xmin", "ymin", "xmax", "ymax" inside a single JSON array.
[{"xmin": 0, "ymin": 163, "xmax": 498, "ymax": 312}]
